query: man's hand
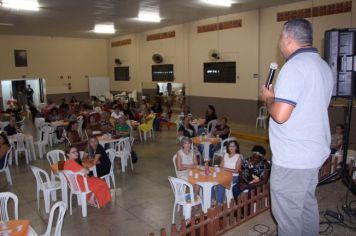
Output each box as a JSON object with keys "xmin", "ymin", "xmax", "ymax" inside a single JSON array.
[{"xmin": 261, "ymin": 85, "xmax": 275, "ymax": 105}]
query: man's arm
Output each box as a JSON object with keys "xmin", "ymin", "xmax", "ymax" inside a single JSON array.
[{"xmin": 261, "ymin": 85, "xmax": 294, "ymax": 124}]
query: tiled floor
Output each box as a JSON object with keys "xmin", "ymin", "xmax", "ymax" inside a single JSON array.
[{"xmin": 0, "ymin": 120, "xmax": 355, "ymax": 236}]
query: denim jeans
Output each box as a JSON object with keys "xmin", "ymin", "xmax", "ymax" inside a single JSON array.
[{"xmin": 216, "ymin": 175, "xmax": 239, "ymax": 204}]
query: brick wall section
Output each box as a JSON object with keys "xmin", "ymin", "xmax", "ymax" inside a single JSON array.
[
  {"xmin": 277, "ymin": 1, "xmax": 352, "ymax": 22},
  {"xmin": 111, "ymin": 39, "xmax": 132, "ymax": 47},
  {"xmin": 146, "ymin": 31, "xmax": 176, "ymax": 41},
  {"xmin": 197, "ymin": 19, "xmax": 242, "ymax": 33}
]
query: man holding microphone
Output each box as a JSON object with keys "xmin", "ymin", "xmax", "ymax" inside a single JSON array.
[{"xmin": 261, "ymin": 19, "xmax": 334, "ymax": 236}]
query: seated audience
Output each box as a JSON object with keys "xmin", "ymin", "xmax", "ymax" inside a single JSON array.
[
  {"xmin": 208, "ymin": 117, "xmax": 231, "ymax": 158},
  {"xmin": 212, "ymin": 117, "xmax": 230, "ymax": 140},
  {"xmin": 216, "ymin": 140, "xmax": 242, "ymax": 204},
  {"xmin": 233, "ymin": 145, "xmax": 271, "ymax": 201},
  {"xmin": 6, "ymin": 103, "xmax": 22, "ymax": 122},
  {"xmin": 65, "ymin": 108, "xmax": 77, "ymax": 121},
  {"xmin": 175, "ymin": 137, "xmax": 198, "ymax": 180},
  {"xmin": 153, "ymin": 104, "xmax": 172, "ymax": 131},
  {"xmin": 64, "ymin": 146, "xmax": 111, "ymax": 207},
  {"xmin": 93, "ymin": 100, "xmax": 102, "ymax": 113},
  {"xmin": 151, "ymin": 102, "xmax": 163, "ymax": 114},
  {"xmin": 45, "ymin": 99, "xmax": 56, "ymax": 112},
  {"xmin": 138, "ymin": 109, "xmax": 155, "ymax": 134},
  {"xmin": 83, "ymin": 136, "xmax": 111, "ymax": 177},
  {"xmin": 122, "ymin": 103, "xmax": 133, "ymax": 120},
  {"xmin": 111, "ymin": 105, "xmax": 124, "ymax": 120},
  {"xmin": 114, "ymin": 115, "xmax": 130, "ymax": 138},
  {"xmin": 178, "ymin": 116, "xmax": 196, "ymax": 140},
  {"xmin": 100, "ymin": 112, "xmax": 113, "ymax": 133},
  {"xmin": 48, "ymin": 108, "xmax": 62, "ymax": 122},
  {"xmin": 66, "ymin": 120, "xmax": 87, "ymax": 151},
  {"xmin": 59, "ymin": 98, "xmax": 69, "ymax": 113},
  {"xmin": 197, "ymin": 105, "xmax": 217, "ymax": 135},
  {"xmin": 330, "ymin": 124, "xmax": 344, "ymax": 154},
  {"xmin": 128, "ymin": 98, "xmax": 136, "ymax": 109},
  {"xmin": 4, "ymin": 116, "xmax": 21, "ymax": 136},
  {"xmin": 180, "ymin": 104, "xmax": 192, "ymax": 118},
  {"xmin": 0, "ymin": 132, "xmax": 10, "ymax": 169},
  {"xmin": 205, "ymin": 105, "xmax": 217, "ymax": 125},
  {"xmin": 86, "ymin": 114, "xmax": 101, "ymax": 136},
  {"xmin": 70, "ymin": 96, "xmax": 78, "ymax": 104}
]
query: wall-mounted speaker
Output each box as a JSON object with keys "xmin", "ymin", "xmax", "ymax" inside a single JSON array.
[
  {"xmin": 152, "ymin": 53, "xmax": 164, "ymax": 64},
  {"xmin": 114, "ymin": 58, "xmax": 122, "ymax": 65}
]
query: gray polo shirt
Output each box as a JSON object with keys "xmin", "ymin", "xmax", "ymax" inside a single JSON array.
[{"xmin": 269, "ymin": 48, "xmax": 334, "ymax": 169}]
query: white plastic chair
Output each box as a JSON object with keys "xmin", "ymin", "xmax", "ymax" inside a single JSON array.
[
  {"xmin": 168, "ymin": 176, "xmax": 202, "ymax": 224},
  {"xmin": 16, "ymin": 117, "xmax": 26, "ymax": 129},
  {"xmin": 77, "ymin": 117, "xmax": 84, "ymax": 139},
  {"xmin": 207, "ymin": 119, "xmax": 218, "ymax": 135},
  {"xmin": 115, "ymin": 137, "xmax": 134, "ymax": 173},
  {"xmin": 0, "ymin": 192, "xmax": 18, "ymax": 221},
  {"xmin": 139, "ymin": 115, "xmax": 155, "ymax": 142},
  {"xmin": 0, "ymin": 121, "xmax": 9, "ymax": 131},
  {"xmin": 47, "ymin": 150, "xmax": 66, "ymax": 165},
  {"xmin": 0, "ymin": 147, "xmax": 13, "ymax": 185},
  {"xmin": 212, "ymin": 137, "xmax": 237, "ymax": 165},
  {"xmin": 62, "ymin": 129, "xmax": 71, "ymax": 146},
  {"xmin": 47, "ymin": 150, "xmax": 66, "ymax": 181},
  {"xmin": 30, "ymin": 166, "xmax": 61, "ymax": 214},
  {"xmin": 100, "ymin": 149, "xmax": 116, "ymax": 189},
  {"xmin": 43, "ymin": 123, "xmax": 58, "ymax": 146},
  {"xmin": 175, "ymin": 120, "xmax": 182, "ymax": 143},
  {"xmin": 225, "ymin": 182, "xmax": 236, "ymax": 208},
  {"xmin": 62, "ymin": 170, "xmax": 92, "ymax": 217},
  {"xmin": 256, "ymin": 106, "xmax": 268, "ymax": 129},
  {"xmin": 172, "ymin": 154, "xmax": 178, "ymax": 177},
  {"xmin": 126, "ymin": 120, "xmax": 134, "ymax": 138},
  {"xmin": 13, "ymin": 133, "xmax": 31, "ymax": 166},
  {"xmin": 42, "ymin": 201, "xmax": 66, "ymax": 236},
  {"xmin": 35, "ymin": 125, "xmax": 52, "ymax": 159},
  {"xmin": 35, "ymin": 117, "xmax": 46, "ymax": 129}
]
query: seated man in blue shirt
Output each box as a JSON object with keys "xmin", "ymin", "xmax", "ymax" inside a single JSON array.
[{"xmin": 4, "ymin": 116, "xmax": 21, "ymax": 136}]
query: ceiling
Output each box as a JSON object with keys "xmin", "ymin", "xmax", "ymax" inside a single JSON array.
[{"xmin": 0, "ymin": 0, "xmax": 304, "ymax": 39}]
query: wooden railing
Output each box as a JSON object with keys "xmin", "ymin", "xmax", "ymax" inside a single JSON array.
[{"xmin": 149, "ymin": 184, "xmax": 270, "ymax": 236}]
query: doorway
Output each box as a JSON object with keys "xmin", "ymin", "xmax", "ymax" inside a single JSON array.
[{"xmin": 1, "ymin": 78, "xmax": 46, "ymax": 110}]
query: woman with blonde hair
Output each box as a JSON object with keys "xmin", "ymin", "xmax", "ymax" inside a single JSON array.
[{"xmin": 175, "ymin": 137, "xmax": 198, "ymax": 180}]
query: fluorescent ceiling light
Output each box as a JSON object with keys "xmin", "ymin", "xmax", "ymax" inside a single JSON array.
[
  {"xmin": 0, "ymin": 22, "xmax": 14, "ymax": 26},
  {"xmin": 203, "ymin": 0, "xmax": 232, "ymax": 7},
  {"xmin": 138, "ymin": 12, "xmax": 161, "ymax": 23},
  {"xmin": 2, "ymin": 0, "xmax": 40, "ymax": 11},
  {"xmin": 94, "ymin": 24, "xmax": 116, "ymax": 34}
]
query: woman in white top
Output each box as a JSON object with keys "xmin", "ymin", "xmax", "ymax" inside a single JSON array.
[
  {"xmin": 176, "ymin": 137, "xmax": 198, "ymax": 180},
  {"xmin": 216, "ymin": 140, "xmax": 242, "ymax": 204}
]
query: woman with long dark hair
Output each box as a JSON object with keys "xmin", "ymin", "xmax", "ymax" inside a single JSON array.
[
  {"xmin": 215, "ymin": 140, "xmax": 242, "ymax": 204},
  {"xmin": 64, "ymin": 146, "xmax": 111, "ymax": 207},
  {"xmin": 66, "ymin": 120, "xmax": 87, "ymax": 151},
  {"xmin": 205, "ymin": 105, "xmax": 217, "ymax": 124}
]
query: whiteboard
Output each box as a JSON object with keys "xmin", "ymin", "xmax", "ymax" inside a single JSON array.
[{"xmin": 88, "ymin": 77, "xmax": 110, "ymax": 97}]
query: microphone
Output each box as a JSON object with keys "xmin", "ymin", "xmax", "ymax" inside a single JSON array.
[{"xmin": 265, "ymin": 62, "xmax": 278, "ymax": 88}]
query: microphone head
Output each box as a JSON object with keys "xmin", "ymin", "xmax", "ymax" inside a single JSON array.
[{"xmin": 270, "ymin": 62, "xmax": 278, "ymax": 70}]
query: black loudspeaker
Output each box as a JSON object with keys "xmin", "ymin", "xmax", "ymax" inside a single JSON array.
[
  {"xmin": 152, "ymin": 53, "xmax": 163, "ymax": 64},
  {"xmin": 324, "ymin": 28, "xmax": 356, "ymax": 97}
]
